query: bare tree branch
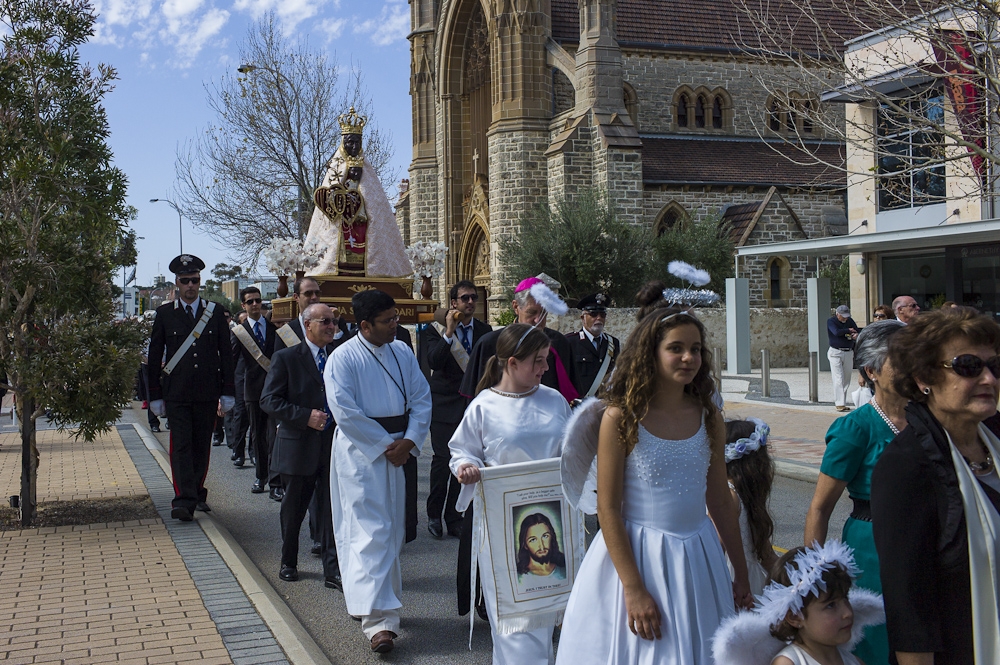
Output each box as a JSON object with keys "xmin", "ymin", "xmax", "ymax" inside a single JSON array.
[{"xmin": 173, "ymin": 13, "xmax": 398, "ymax": 268}]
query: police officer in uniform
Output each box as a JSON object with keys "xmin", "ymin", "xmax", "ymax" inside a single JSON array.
[
  {"xmin": 148, "ymin": 255, "xmax": 236, "ymax": 521},
  {"xmin": 565, "ymin": 293, "xmax": 620, "ymax": 399}
]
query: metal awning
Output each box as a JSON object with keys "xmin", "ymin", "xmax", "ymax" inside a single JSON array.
[
  {"xmin": 735, "ymin": 219, "xmax": 1000, "ymax": 257},
  {"xmin": 821, "ymin": 64, "xmax": 935, "ymax": 103}
]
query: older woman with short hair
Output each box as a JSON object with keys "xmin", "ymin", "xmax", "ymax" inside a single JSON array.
[
  {"xmin": 871, "ymin": 307, "xmax": 1000, "ymax": 665},
  {"xmin": 804, "ymin": 319, "xmax": 906, "ymax": 665}
]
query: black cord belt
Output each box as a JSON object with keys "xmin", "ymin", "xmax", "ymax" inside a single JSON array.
[{"xmin": 850, "ymin": 497, "xmax": 872, "ymax": 522}]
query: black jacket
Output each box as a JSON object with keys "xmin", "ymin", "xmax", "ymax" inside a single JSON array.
[
  {"xmin": 421, "ymin": 318, "xmax": 493, "ymax": 423},
  {"xmin": 274, "ymin": 316, "xmax": 352, "ymax": 352},
  {"xmin": 458, "ymin": 327, "xmax": 577, "ymax": 400},
  {"xmin": 231, "ymin": 317, "xmax": 278, "ymax": 402},
  {"xmin": 565, "ymin": 329, "xmax": 620, "ymax": 397},
  {"xmin": 260, "ymin": 342, "xmax": 334, "ymax": 477},
  {"xmin": 147, "ymin": 299, "xmax": 235, "ymax": 403},
  {"xmin": 871, "ymin": 403, "xmax": 1000, "ymax": 664}
]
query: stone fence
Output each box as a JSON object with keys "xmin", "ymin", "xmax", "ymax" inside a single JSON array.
[{"xmin": 547, "ymin": 307, "xmax": 810, "ymax": 369}]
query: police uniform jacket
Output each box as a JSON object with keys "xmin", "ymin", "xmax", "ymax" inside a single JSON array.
[
  {"xmin": 421, "ymin": 318, "xmax": 493, "ymax": 424},
  {"xmin": 147, "ymin": 298, "xmax": 235, "ymax": 403},
  {"xmin": 565, "ymin": 329, "xmax": 620, "ymax": 397},
  {"xmin": 260, "ymin": 342, "xmax": 335, "ymax": 477},
  {"xmin": 231, "ymin": 317, "xmax": 278, "ymax": 403}
]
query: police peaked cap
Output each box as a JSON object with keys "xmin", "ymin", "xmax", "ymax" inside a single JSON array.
[
  {"xmin": 169, "ymin": 254, "xmax": 205, "ymax": 275},
  {"xmin": 578, "ymin": 292, "xmax": 608, "ymax": 312}
]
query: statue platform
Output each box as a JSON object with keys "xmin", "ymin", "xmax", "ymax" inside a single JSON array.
[{"xmin": 270, "ymin": 275, "xmax": 438, "ymax": 325}]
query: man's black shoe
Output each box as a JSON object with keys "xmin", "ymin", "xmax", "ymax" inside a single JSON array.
[
  {"xmin": 212, "ymin": 437, "xmax": 223, "ymax": 447},
  {"xmin": 311, "ymin": 542, "xmax": 322, "ymax": 556},
  {"xmin": 171, "ymin": 507, "xmax": 193, "ymax": 522},
  {"xmin": 233, "ymin": 456, "xmax": 244, "ymax": 467},
  {"xmin": 150, "ymin": 425, "xmax": 161, "ymax": 433},
  {"xmin": 447, "ymin": 522, "xmax": 463, "ymax": 538},
  {"xmin": 251, "ymin": 479, "xmax": 266, "ymax": 493},
  {"xmin": 427, "ymin": 518, "xmax": 443, "ymax": 539},
  {"xmin": 269, "ymin": 487, "xmax": 284, "ymax": 502},
  {"xmin": 325, "ymin": 574, "xmax": 343, "ymax": 591},
  {"xmin": 195, "ymin": 502, "xmax": 211, "ymax": 512},
  {"xmin": 279, "ymin": 566, "xmax": 298, "ymax": 582}
]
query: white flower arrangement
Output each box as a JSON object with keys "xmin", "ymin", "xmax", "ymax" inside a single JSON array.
[
  {"xmin": 405, "ymin": 240, "xmax": 448, "ymax": 279},
  {"xmin": 724, "ymin": 417, "xmax": 770, "ymax": 462},
  {"xmin": 263, "ymin": 237, "xmax": 324, "ymax": 275}
]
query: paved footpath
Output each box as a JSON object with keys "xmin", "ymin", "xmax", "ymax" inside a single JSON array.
[{"xmin": 0, "ymin": 398, "xmax": 314, "ymax": 665}]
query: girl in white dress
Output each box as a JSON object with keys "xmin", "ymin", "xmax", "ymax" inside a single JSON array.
[
  {"xmin": 556, "ymin": 306, "xmax": 753, "ymax": 664},
  {"xmin": 712, "ymin": 541, "xmax": 885, "ymax": 665},
  {"xmin": 450, "ymin": 324, "xmax": 572, "ymax": 665},
  {"xmin": 724, "ymin": 418, "xmax": 778, "ymax": 597}
]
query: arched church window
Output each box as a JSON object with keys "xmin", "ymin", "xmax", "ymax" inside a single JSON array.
[
  {"xmin": 677, "ymin": 93, "xmax": 689, "ymax": 128},
  {"xmin": 770, "ymin": 260, "xmax": 781, "ymax": 301},
  {"xmin": 623, "ymin": 83, "xmax": 639, "ymax": 130},
  {"xmin": 768, "ymin": 98, "xmax": 781, "ymax": 131},
  {"xmin": 654, "ymin": 202, "xmax": 688, "ymax": 236},
  {"xmin": 712, "ymin": 96, "xmax": 723, "ymax": 129},
  {"xmin": 802, "ymin": 100, "xmax": 814, "ymax": 133},
  {"xmin": 695, "ymin": 95, "xmax": 706, "ymax": 128}
]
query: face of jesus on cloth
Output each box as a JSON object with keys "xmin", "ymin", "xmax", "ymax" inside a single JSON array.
[{"xmin": 516, "ymin": 513, "xmax": 566, "ymax": 580}]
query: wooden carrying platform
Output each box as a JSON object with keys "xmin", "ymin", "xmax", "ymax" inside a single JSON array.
[{"xmin": 270, "ymin": 275, "xmax": 437, "ymax": 325}]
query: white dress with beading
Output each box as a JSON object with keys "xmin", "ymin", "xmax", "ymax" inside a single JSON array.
[{"xmin": 555, "ymin": 421, "xmax": 735, "ymax": 665}]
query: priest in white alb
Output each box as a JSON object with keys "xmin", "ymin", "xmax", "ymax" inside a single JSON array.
[{"xmin": 324, "ymin": 289, "xmax": 431, "ymax": 654}]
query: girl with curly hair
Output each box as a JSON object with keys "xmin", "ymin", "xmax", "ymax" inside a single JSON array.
[{"xmin": 556, "ymin": 307, "xmax": 752, "ymax": 664}]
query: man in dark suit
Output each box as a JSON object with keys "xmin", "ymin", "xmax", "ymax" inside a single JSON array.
[
  {"xmin": 420, "ymin": 280, "xmax": 492, "ymax": 538},
  {"xmin": 274, "ymin": 276, "xmax": 349, "ymax": 351},
  {"xmin": 565, "ymin": 292, "xmax": 620, "ymax": 398},
  {"xmin": 261, "ymin": 303, "xmax": 342, "ymax": 589},
  {"xmin": 229, "ymin": 311, "xmax": 253, "ymax": 466},
  {"xmin": 147, "ymin": 254, "xmax": 235, "ymax": 521},
  {"xmin": 232, "ymin": 286, "xmax": 282, "ymax": 500}
]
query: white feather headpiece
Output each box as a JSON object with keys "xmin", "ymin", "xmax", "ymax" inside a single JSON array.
[
  {"xmin": 528, "ymin": 282, "xmax": 569, "ymax": 317},
  {"xmin": 712, "ymin": 587, "xmax": 885, "ymax": 665},
  {"xmin": 661, "ymin": 261, "xmax": 720, "ymax": 313}
]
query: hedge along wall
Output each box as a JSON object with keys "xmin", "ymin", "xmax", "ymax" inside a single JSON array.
[{"xmin": 548, "ymin": 307, "xmax": 810, "ymax": 369}]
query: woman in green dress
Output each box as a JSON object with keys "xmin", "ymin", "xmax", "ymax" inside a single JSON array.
[{"xmin": 804, "ymin": 319, "xmax": 906, "ymax": 665}]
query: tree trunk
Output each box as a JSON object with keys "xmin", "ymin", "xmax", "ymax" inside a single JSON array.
[{"xmin": 17, "ymin": 394, "xmax": 38, "ymax": 527}]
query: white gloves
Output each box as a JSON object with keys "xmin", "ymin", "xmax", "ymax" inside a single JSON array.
[
  {"xmin": 219, "ymin": 396, "xmax": 235, "ymax": 414},
  {"xmin": 149, "ymin": 400, "xmax": 166, "ymax": 417}
]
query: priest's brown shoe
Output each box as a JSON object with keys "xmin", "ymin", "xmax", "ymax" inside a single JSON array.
[{"xmin": 370, "ymin": 630, "xmax": 396, "ymax": 653}]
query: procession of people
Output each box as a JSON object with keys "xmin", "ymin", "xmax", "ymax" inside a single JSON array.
[{"xmin": 138, "ymin": 110, "xmax": 1000, "ymax": 665}]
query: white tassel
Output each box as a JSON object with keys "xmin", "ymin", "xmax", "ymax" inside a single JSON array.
[
  {"xmin": 528, "ymin": 282, "xmax": 569, "ymax": 316},
  {"xmin": 668, "ymin": 260, "xmax": 711, "ymax": 286}
]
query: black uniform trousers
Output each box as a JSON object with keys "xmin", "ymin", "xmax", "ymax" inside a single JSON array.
[
  {"xmin": 427, "ymin": 420, "xmax": 463, "ymax": 529},
  {"xmin": 246, "ymin": 400, "xmax": 278, "ymax": 486},
  {"xmin": 280, "ymin": 469, "xmax": 338, "ymax": 577},
  {"xmin": 228, "ymin": 395, "xmax": 251, "ymax": 457},
  {"xmin": 166, "ymin": 400, "xmax": 216, "ymax": 510}
]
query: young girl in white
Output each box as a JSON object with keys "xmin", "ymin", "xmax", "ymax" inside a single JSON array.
[
  {"xmin": 712, "ymin": 541, "xmax": 885, "ymax": 665},
  {"xmin": 724, "ymin": 418, "xmax": 778, "ymax": 596},
  {"xmin": 556, "ymin": 305, "xmax": 753, "ymax": 664},
  {"xmin": 450, "ymin": 323, "xmax": 572, "ymax": 665}
]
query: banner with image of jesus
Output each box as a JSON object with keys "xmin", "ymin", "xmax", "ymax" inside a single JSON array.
[{"xmin": 471, "ymin": 458, "xmax": 585, "ymax": 636}]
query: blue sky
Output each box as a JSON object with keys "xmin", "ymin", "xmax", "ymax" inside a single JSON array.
[{"xmin": 80, "ymin": 0, "xmax": 413, "ymax": 287}]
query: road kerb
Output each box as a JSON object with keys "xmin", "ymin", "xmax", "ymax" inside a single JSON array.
[
  {"xmin": 774, "ymin": 460, "xmax": 820, "ymax": 483},
  {"xmin": 130, "ymin": 423, "xmax": 334, "ymax": 665}
]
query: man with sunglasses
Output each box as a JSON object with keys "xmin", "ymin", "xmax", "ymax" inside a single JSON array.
[
  {"xmin": 420, "ymin": 280, "xmax": 492, "ymax": 539},
  {"xmin": 147, "ymin": 254, "xmax": 235, "ymax": 521},
  {"xmin": 892, "ymin": 295, "xmax": 921, "ymax": 324},
  {"xmin": 565, "ymin": 292, "xmax": 621, "ymax": 399},
  {"xmin": 232, "ymin": 286, "xmax": 282, "ymax": 500}
]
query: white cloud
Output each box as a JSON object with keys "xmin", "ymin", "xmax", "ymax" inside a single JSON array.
[
  {"xmin": 162, "ymin": 0, "xmax": 204, "ymax": 20},
  {"xmin": 354, "ymin": 1, "xmax": 408, "ymax": 47},
  {"xmin": 162, "ymin": 6, "xmax": 230, "ymax": 67},
  {"xmin": 321, "ymin": 16, "xmax": 346, "ymax": 43},
  {"xmin": 231, "ymin": 0, "xmax": 330, "ymax": 33}
]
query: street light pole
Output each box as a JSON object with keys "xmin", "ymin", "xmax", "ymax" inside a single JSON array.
[{"xmin": 149, "ymin": 198, "xmax": 184, "ymax": 253}]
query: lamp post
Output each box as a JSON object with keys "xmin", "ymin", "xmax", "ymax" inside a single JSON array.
[
  {"xmin": 149, "ymin": 198, "xmax": 184, "ymax": 253},
  {"xmin": 237, "ymin": 63, "xmax": 310, "ymax": 239}
]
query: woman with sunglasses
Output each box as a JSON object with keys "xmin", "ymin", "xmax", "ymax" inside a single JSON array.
[
  {"xmin": 872, "ymin": 304, "xmax": 894, "ymax": 321},
  {"xmin": 871, "ymin": 307, "xmax": 1000, "ymax": 665}
]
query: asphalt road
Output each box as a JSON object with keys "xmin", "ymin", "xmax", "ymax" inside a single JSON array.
[{"xmin": 189, "ymin": 432, "xmax": 850, "ymax": 664}]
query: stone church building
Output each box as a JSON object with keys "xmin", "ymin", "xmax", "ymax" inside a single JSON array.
[{"xmin": 395, "ymin": 0, "xmax": 850, "ymax": 318}]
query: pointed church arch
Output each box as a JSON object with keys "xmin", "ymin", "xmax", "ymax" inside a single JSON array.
[{"xmin": 654, "ymin": 201, "xmax": 689, "ymax": 236}]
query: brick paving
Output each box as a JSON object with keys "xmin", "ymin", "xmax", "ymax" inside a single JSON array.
[
  {"xmin": 0, "ymin": 422, "xmax": 290, "ymax": 665},
  {"xmin": 0, "ymin": 429, "xmax": 146, "ymax": 503},
  {"xmin": 724, "ymin": 400, "xmax": 840, "ymax": 467}
]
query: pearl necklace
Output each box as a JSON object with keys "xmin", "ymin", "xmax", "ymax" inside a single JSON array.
[
  {"xmin": 870, "ymin": 398, "xmax": 901, "ymax": 436},
  {"xmin": 489, "ymin": 385, "xmax": 539, "ymax": 399}
]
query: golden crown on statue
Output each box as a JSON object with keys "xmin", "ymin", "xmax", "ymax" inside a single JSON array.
[{"xmin": 339, "ymin": 107, "xmax": 367, "ymax": 136}]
